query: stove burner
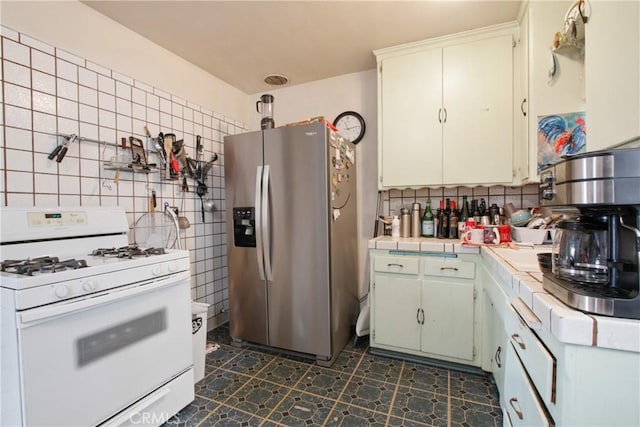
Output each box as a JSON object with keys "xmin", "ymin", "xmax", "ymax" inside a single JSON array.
[
  {"xmin": 1, "ymin": 256, "xmax": 88, "ymax": 276},
  {"xmin": 91, "ymin": 245, "xmax": 166, "ymax": 259}
]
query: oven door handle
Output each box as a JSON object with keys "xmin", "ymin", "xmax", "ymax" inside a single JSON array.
[{"xmin": 18, "ymin": 271, "xmax": 190, "ymax": 327}]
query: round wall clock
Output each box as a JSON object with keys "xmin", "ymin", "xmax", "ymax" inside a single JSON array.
[{"xmin": 333, "ymin": 111, "xmax": 366, "ymax": 144}]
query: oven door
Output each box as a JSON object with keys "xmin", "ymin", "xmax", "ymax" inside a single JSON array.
[{"xmin": 16, "ymin": 271, "xmax": 192, "ymax": 427}]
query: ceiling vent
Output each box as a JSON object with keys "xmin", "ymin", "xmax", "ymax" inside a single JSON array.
[{"xmin": 263, "ymin": 74, "xmax": 289, "ymax": 86}]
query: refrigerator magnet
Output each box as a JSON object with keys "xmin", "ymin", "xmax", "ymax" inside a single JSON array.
[{"xmin": 333, "ymin": 209, "xmax": 341, "ymax": 221}]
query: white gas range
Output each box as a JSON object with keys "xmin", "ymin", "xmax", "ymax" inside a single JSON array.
[{"xmin": 1, "ymin": 206, "xmax": 194, "ymax": 427}]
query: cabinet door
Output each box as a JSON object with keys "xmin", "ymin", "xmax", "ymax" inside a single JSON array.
[
  {"xmin": 421, "ymin": 279, "xmax": 474, "ymax": 360},
  {"xmin": 585, "ymin": 0, "xmax": 640, "ymax": 151},
  {"xmin": 442, "ymin": 35, "xmax": 514, "ymax": 185},
  {"xmin": 380, "ymin": 49, "xmax": 443, "ymax": 188},
  {"xmin": 503, "ymin": 344, "xmax": 553, "ymax": 427},
  {"xmin": 372, "ymin": 274, "xmax": 421, "ymax": 351},
  {"xmin": 491, "ymin": 306, "xmax": 509, "ymax": 395}
]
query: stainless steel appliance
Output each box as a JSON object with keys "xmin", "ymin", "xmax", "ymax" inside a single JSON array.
[
  {"xmin": 539, "ymin": 146, "xmax": 640, "ymax": 319},
  {"xmin": 0, "ymin": 206, "xmax": 193, "ymax": 426},
  {"xmin": 224, "ymin": 122, "xmax": 358, "ymax": 366}
]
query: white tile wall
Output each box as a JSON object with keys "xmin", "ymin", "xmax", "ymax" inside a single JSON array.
[{"xmin": 0, "ymin": 26, "xmax": 244, "ymax": 328}]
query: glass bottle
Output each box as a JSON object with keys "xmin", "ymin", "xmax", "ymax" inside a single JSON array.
[
  {"xmin": 458, "ymin": 195, "xmax": 470, "ymax": 236},
  {"xmin": 435, "ymin": 200, "xmax": 444, "ymax": 239},
  {"xmin": 449, "ymin": 200, "xmax": 459, "ymax": 239},
  {"xmin": 421, "ymin": 199, "xmax": 434, "ymax": 237}
]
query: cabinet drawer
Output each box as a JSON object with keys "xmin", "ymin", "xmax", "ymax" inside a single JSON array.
[
  {"xmin": 374, "ymin": 256, "xmax": 419, "ymax": 275},
  {"xmin": 506, "ymin": 304, "xmax": 556, "ymax": 406},
  {"xmin": 504, "ymin": 343, "xmax": 554, "ymax": 427},
  {"xmin": 423, "ymin": 259, "xmax": 475, "ymax": 279}
]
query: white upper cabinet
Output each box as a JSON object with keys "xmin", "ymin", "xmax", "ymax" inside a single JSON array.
[
  {"xmin": 375, "ymin": 24, "xmax": 517, "ymax": 190},
  {"xmin": 585, "ymin": 0, "xmax": 640, "ymax": 151},
  {"xmin": 380, "ymin": 49, "xmax": 443, "ymax": 188},
  {"xmin": 442, "ymin": 36, "xmax": 514, "ymax": 185},
  {"xmin": 517, "ymin": 0, "xmax": 586, "ymax": 183}
]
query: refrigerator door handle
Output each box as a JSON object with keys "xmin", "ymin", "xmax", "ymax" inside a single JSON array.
[
  {"xmin": 262, "ymin": 165, "xmax": 273, "ymax": 281},
  {"xmin": 255, "ymin": 165, "xmax": 265, "ymax": 280}
]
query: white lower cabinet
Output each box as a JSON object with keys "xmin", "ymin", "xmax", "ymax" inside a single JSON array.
[
  {"xmin": 503, "ymin": 343, "xmax": 553, "ymax": 427},
  {"xmin": 370, "ymin": 252, "xmax": 480, "ymax": 367}
]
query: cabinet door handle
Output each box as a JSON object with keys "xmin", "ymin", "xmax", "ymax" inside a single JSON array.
[
  {"xmin": 416, "ymin": 308, "xmax": 421, "ymax": 325},
  {"xmin": 511, "ymin": 334, "xmax": 526, "ymax": 350},
  {"xmin": 440, "ymin": 267, "xmax": 459, "ymax": 272},
  {"xmin": 443, "ymin": 108, "xmax": 447, "ymax": 123},
  {"xmin": 438, "ymin": 108, "xmax": 443, "ymax": 123},
  {"xmin": 495, "ymin": 346, "xmax": 502, "ymax": 368},
  {"xmin": 521, "ymin": 98, "xmax": 527, "ymax": 116},
  {"xmin": 387, "ymin": 263, "xmax": 404, "ymax": 269},
  {"xmin": 509, "ymin": 397, "xmax": 524, "ymax": 420},
  {"xmin": 420, "ymin": 308, "xmax": 425, "ymax": 325}
]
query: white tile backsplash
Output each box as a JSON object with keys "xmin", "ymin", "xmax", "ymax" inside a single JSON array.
[
  {"xmin": 33, "ymin": 70, "xmax": 55, "ymax": 94},
  {"xmin": 4, "ymin": 82, "xmax": 32, "ymax": 109},
  {"xmin": 55, "ymin": 49, "xmax": 84, "ymax": 67},
  {"xmin": 19, "ymin": 34, "xmax": 54, "ymax": 54},
  {"xmin": 3, "ymin": 38, "xmax": 30, "ymax": 66},
  {"xmin": 98, "ymin": 74, "xmax": 115, "ymax": 95},
  {"xmin": 31, "ymin": 49, "xmax": 55, "ymax": 73},
  {"xmin": 5, "ymin": 105, "xmax": 32, "ymax": 130},
  {"xmin": 57, "ymin": 78, "xmax": 78, "ymax": 101},
  {"xmin": 98, "ymin": 92, "xmax": 115, "ymax": 111},
  {"xmin": 2, "ymin": 27, "xmax": 244, "ymax": 327},
  {"xmin": 56, "ymin": 58, "xmax": 78, "ymax": 83},
  {"xmin": 4, "ymin": 60, "xmax": 31, "ymax": 87}
]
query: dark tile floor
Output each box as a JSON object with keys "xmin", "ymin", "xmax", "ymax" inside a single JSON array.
[{"xmin": 167, "ymin": 324, "xmax": 502, "ymax": 426}]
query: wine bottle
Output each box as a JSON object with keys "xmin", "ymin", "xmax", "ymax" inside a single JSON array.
[
  {"xmin": 458, "ymin": 195, "xmax": 469, "ymax": 236},
  {"xmin": 421, "ymin": 199, "xmax": 434, "ymax": 237},
  {"xmin": 435, "ymin": 200, "xmax": 444, "ymax": 239},
  {"xmin": 449, "ymin": 200, "xmax": 458, "ymax": 239},
  {"xmin": 441, "ymin": 198, "xmax": 450, "ymax": 239}
]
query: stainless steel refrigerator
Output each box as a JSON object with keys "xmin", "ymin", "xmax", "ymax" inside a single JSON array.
[{"xmin": 224, "ymin": 122, "xmax": 358, "ymax": 365}]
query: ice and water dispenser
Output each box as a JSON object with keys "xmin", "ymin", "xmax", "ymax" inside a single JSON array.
[{"xmin": 233, "ymin": 207, "xmax": 256, "ymax": 247}]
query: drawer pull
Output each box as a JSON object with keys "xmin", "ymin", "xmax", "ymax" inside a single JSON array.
[
  {"xmin": 511, "ymin": 334, "xmax": 526, "ymax": 350},
  {"xmin": 387, "ymin": 263, "xmax": 404, "ymax": 269},
  {"xmin": 495, "ymin": 346, "xmax": 502, "ymax": 368},
  {"xmin": 509, "ymin": 397, "xmax": 524, "ymax": 420},
  {"xmin": 439, "ymin": 267, "xmax": 459, "ymax": 272}
]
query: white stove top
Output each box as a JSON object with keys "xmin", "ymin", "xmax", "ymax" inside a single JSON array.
[{"xmin": 0, "ymin": 206, "xmax": 191, "ymax": 310}]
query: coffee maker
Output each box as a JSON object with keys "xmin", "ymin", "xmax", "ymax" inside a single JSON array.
[{"xmin": 539, "ymin": 146, "xmax": 640, "ymax": 319}]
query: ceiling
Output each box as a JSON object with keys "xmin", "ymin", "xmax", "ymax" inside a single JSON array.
[{"xmin": 83, "ymin": 1, "xmax": 522, "ymax": 94}]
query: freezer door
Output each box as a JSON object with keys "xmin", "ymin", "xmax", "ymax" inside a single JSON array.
[
  {"xmin": 224, "ymin": 131, "xmax": 268, "ymax": 346},
  {"xmin": 263, "ymin": 123, "xmax": 331, "ymax": 357}
]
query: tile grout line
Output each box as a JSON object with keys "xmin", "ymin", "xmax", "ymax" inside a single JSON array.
[
  {"xmin": 384, "ymin": 361, "xmax": 406, "ymax": 426},
  {"xmin": 195, "ymin": 349, "xmax": 279, "ymax": 427},
  {"xmin": 320, "ymin": 349, "xmax": 368, "ymax": 426},
  {"xmin": 258, "ymin": 362, "xmax": 315, "ymax": 426}
]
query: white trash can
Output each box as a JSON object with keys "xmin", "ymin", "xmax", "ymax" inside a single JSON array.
[{"xmin": 191, "ymin": 302, "xmax": 210, "ymax": 383}]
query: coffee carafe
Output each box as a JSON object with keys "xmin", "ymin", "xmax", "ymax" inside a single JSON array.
[
  {"xmin": 256, "ymin": 94, "xmax": 275, "ymax": 130},
  {"xmin": 552, "ymin": 218, "xmax": 609, "ymax": 284}
]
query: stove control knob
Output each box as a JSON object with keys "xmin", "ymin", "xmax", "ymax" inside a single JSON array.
[
  {"xmin": 55, "ymin": 285, "xmax": 69, "ymax": 298},
  {"xmin": 152, "ymin": 265, "xmax": 164, "ymax": 276},
  {"xmin": 168, "ymin": 262, "xmax": 178, "ymax": 273},
  {"xmin": 82, "ymin": 281, "xmax": 96, "ymax": 292}
]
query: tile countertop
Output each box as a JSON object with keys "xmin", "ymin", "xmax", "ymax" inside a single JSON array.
[{"xmin": 368, "ymin": 237, "xmax": 640, "ymax": 354}]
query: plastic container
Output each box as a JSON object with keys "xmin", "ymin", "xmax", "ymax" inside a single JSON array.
[
  {"xmin": 391, "ymin": 216, "xmax": 400, "ymax": 237},
  {"xmin": 191, "ymin": 302, "xmax": 210, "ymax": 383},
  {"xmin": 510, "ymin": 226, "xmax": 548, "ymax": 245}
]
